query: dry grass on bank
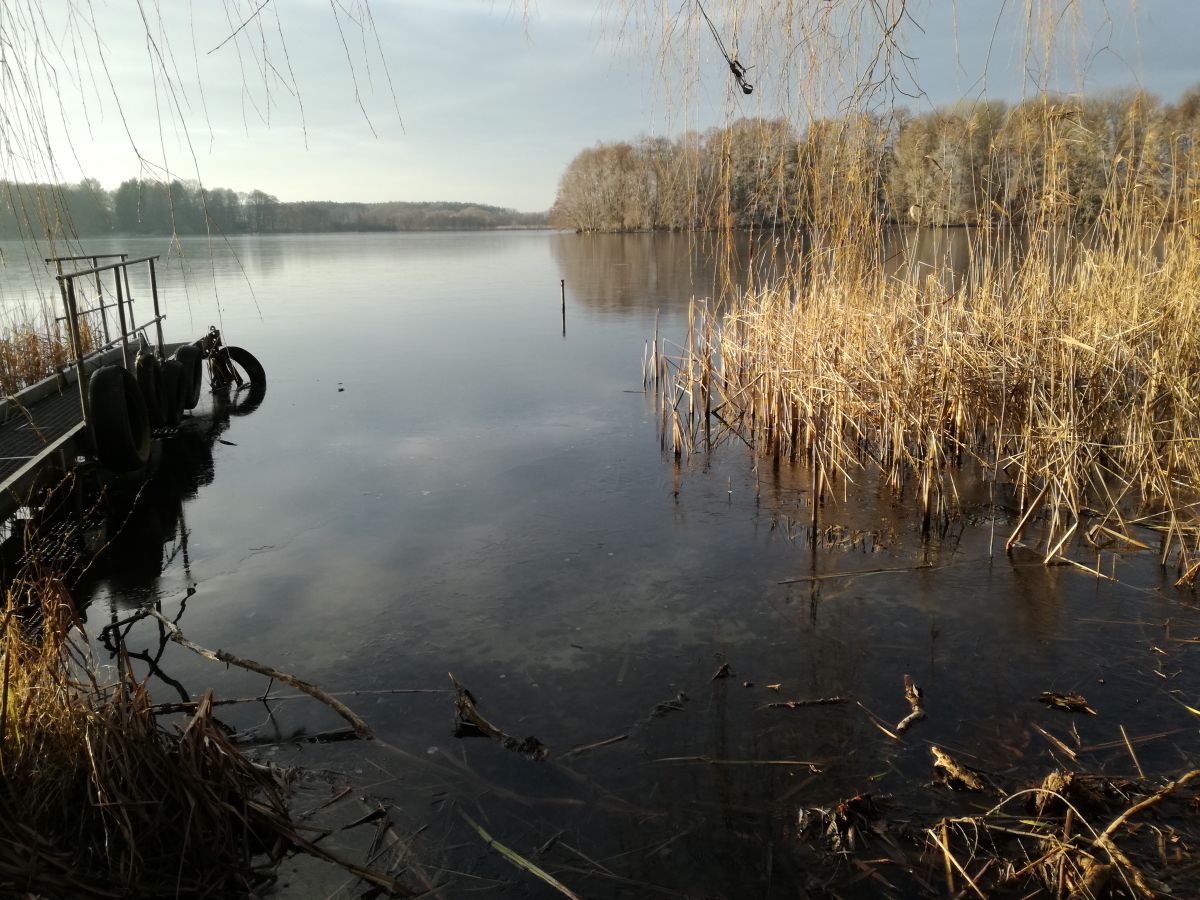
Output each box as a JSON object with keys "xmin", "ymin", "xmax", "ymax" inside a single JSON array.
[
  {"xmin": 0, "ymin": 563, "xmax": 298, "ymax": 898},
  {"xmin": 0, "ymin": 555, "xmax": 416, "ymax": 899},
  {"xmin": 657, "ymin": 229, "xmax": 1200, "ymax": 583},
  {"xmin": 0, "ymin": 311, "xmax": 95, "ymax": 396}
]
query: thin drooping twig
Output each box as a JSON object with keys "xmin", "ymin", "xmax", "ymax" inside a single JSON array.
[{"xmin": 146, "ymin": 608, "xmax": 371, "ymax": 737}]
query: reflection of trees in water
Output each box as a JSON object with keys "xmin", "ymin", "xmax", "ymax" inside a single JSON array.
[
  {"xmin": 553, "ymin": 227, "xmax": 1099, "ymax": 316},
  {"xmin": 551, "ymin": 232, "xmax": 767, "ymax": 314},
  {"xmin": 881, "ymin": 225, "xmax": 1133, "ymax": 294}
]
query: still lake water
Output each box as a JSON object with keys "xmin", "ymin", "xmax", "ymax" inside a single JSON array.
[{"xmin": 4, "ymin": 231, "xmax": 1199, "ymax": 897}]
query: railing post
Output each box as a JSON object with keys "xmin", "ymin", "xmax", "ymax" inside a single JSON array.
[
  {"xmin": 62, "ymin": 277, "xmax": 91, "ymax": 428},
  {"xmin": 120, "ymin": 253, "xmax": 134, "ymax": 325},
  {"xmin": 113, "ymin": 262, "xmax": 131, "ymax": 369},
  {"xmin": 148, "ymin": 258, "xmax": 166, "ymax": 356},
  {"xmin": 92, "ymin": 255, "xmax": 111, "ymax": 344}
]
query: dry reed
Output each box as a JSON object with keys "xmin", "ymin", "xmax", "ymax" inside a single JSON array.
[
  {"xmin": 662, "ymin": 225, "xmax": 1200, "ymax": 581},
  {"xmin": 0, "ymin": 307, "xmax": 96, "ymax": 396}
]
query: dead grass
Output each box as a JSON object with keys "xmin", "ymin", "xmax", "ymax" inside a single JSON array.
[
  {"xmin": 0, "ymin": 309, "xmax": 96, "ymax": 396},
  {"xmin": 929, "ymin": 768, "xmax": 1200, "ymax": 898}
]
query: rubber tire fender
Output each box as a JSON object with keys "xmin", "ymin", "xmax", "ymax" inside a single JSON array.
[
  {"xmin": 223, "ymin": 346, "xmax": 266, "ymax": 386},
  {"xmin": 134, "ymin": 352, "xmax": 163, "ymax": 428},
  {"xmin": 89, "ymin": 364, "xmax": 152, "ymax": 473},
  {"xmin": 172, "ymin": 343, "xmax": 204, "ymax": 410},
  {"xmin": 159, "ymin": 359, "xmax": 186, "ymax": 427},
  {"xmin": 223, "ymin": 346, "xmax": 267, "ymax": 416}
]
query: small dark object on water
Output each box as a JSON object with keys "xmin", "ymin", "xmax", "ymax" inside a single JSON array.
[
  {"xmin": 218, "ymin": 439, "xmax": 237, "ymax": 446},
  {"xmin": 449, "ymin": 673, "xmax": 549, "ymax": 761},
  {"xmin": 712, "ymin": 662, "xmax": 732, "ymax": 681},
  {"xmin": 651, "ymin": 692, "xmax": 689, "ymax": 718},
  {"xmin": 1037, "ymin": 691, "xmax": 1097, "ymax": 715},
  {"xmin": 742, "ymin": 681, "xmax": 754, "ymax": 688}
]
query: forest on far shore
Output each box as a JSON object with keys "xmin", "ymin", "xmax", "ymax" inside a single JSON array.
[
  {"xmin": 0, "ymin": 179, "xmax": 547, "ymax": 240},
  {"xmin": 550, "ymin": 87, "xmax": 1200, "ymax": 232}
]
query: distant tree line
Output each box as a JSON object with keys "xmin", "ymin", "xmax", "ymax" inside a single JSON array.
[
  {"xmin": 0, "ymin": 179, "xmax": 546, "ymax": 239},
  {"xmin": 550, "ymin": 87, "xmax": 1200, "ymax": 232}
]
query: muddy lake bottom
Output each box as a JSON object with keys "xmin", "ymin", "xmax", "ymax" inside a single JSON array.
[{"xmin": 4, "ymin": 231, "xmax": 1197, "ymax": 896}]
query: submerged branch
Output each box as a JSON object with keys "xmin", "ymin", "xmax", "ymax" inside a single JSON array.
[{"xmin": 146, "ymin": 608, "xmax": 372, "ymax": 737}]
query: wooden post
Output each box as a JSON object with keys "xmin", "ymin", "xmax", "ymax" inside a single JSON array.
[{"xmin": 560, "ymin": 279, "xmax": 566, "ymax": 336}]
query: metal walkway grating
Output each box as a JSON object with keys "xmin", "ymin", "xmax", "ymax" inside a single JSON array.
[{"xmin": 0, "ymin": 388, "xmax": 86, "ymax": 486}]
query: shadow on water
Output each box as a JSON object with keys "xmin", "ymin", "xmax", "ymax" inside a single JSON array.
[{"xmin": 74, "ymin": 378, "xmax": 267, "ymax": 611}]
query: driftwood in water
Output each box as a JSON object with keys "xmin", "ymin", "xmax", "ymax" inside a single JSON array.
[
  {"xmin": 1037, "ymin": 691, "xmax": 1097, "ymax": 715},
  {"xmin": 449, "ymin": 673, "xmax": 549, "ymax": 761},
  {"xmin": 763, "ymin": 696, "xmax": 846, "ymax": 710},
  {"xmin": 895, "ymin": 674, "xmax": 925, "ymax": 734},
  {"xmin": 798, "ymin": 793, "xmax": 892, "ymax": 853},
  {"xmin": 147, "ymin": 609, "xmax": 372, "ymax": 737},
  {"xmin": 649, "ymin": 692, "xmax": 689, "ymax": 718},
  {"xmin": 930, "ymin": 746, "xmax": 986, "ymax": 792}
]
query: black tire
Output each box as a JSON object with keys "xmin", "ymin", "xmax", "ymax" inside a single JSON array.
[
  {"xmin": 89, "ymin": 365, "xmax": 151, "ymax": 473},
  {"xmin": 221, "ymin": 346, "xmax": 267, "ymax": 416},
  {"xmin": 160, "ymin": 359, "xmax": 186, "ymax": 427},
  {"xmin": 134, "ymin": 352, "xmax": 162, "ymax": 428},
  {"xmin": 173, "ymin": 343, "xmax": 203, "ymax": 410}
]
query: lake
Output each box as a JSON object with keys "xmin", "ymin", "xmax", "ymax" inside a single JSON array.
[{"xmin": 3, "ymin": 230, "xmax": 1199, "ymax": 897}]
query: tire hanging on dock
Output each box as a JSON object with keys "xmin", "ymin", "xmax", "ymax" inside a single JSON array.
[
  {"xmin": 89, "ymin": 364, "xmax": 152, "ymax": 473},
  {"xmin": 160, "ymin": 359, "xmax": 186, "ymax": 427},
  {"xmin": 173, "ymin": 343, "xmax": 204, "ymax": 410},
  {"xmin": 134, "ymin": 351, "xmax": 163, "ymax": 428},
  {"xmin": 223, "ymin": 346, "xmax": 267, "ymax": 414}
]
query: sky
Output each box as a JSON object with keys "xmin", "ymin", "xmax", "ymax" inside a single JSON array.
[{"xmin": 11, "ymin": 0, "xmax": 1200, "ymax": 212}]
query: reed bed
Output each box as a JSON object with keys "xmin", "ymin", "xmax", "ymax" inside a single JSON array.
[
  {"xmin": 0, "ymin": 310, "xmax": 95, "ymax": 396},
  {"xmin": 657, "ymin": 228, "xmax": 1200, "ymax": 582}
]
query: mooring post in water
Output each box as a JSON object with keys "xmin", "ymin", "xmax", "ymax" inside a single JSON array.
[{"xmin": 561, "ymin": 279, "xmax": 566, "ymax": 336}]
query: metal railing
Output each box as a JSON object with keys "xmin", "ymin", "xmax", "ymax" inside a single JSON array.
[{"xmin": 47, "ymin": 255, "xmax": 167, "ymax": 428}]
